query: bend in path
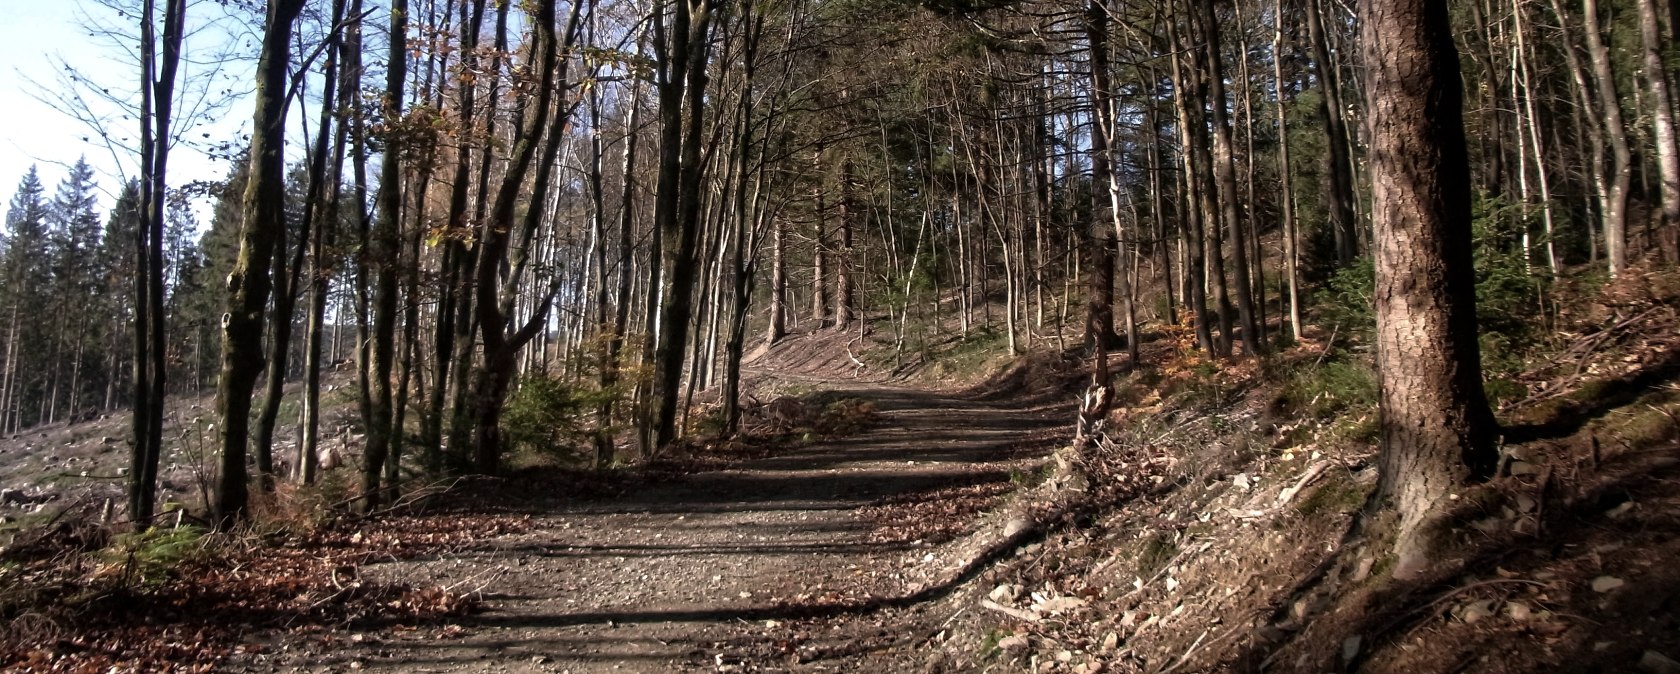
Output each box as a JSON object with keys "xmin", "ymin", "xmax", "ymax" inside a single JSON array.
[{"xmin": 249, "ymin": 378, "xmax": 1071, "ymax": 673}]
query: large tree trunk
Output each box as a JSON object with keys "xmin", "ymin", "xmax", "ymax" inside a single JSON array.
[
  {"xmin": 835, "ymin": 160, "xmax": 855, "ymax": 330},
  {"xmin": 1079, "ymin": 0, "xmax": 1115, "ymax": 433},
  {"xmin": 302, "ymin": 0, "xmax": 359, "ymax": 485},
  {"xmin": 362, "ymin": 0, "xmax": 408, "ymax": 509},
  {"xmin": 1084, "ymin": 0, "xmax": 1116, "ymax": 360},
  {"xmin": 423, "ymin": 0, "xmax": 486, "ymax": 473},
  {"xmin": 765, "ymin": 214, "xmax": 787, "ymax": 346},
  {"xmin": 647, "ymin": 0, "xmax": 719, "ymax": 454},
  {"xmin": 722, "ymin": 7, "xmax": 768, "ymax": 436},
  {"xmin": 264, "ymin": 0, "xmax": 345, "ymax": 488},
  {"xmin": 215, "ymin": 0, "xmax": 306, "ymax": 529},
  {"xmin": 1177, "ymin": 10, "xmax": 1233, "ymax": 358},
  {"xmin": 470, "ymin": 0, "xmax": 582, "ymax": 473},
  {"xmin": 1364, "ymin": 0, "xmax": 1500, "ymax": 580}
]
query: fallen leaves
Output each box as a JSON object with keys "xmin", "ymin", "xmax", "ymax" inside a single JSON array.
[
  {"xmin": 0, "ymin": 512, "xmax": 524, "ymax": 673},
  {"xmin": 858, "ymin": 474, "xmax": 1013, "ymax": 545}
]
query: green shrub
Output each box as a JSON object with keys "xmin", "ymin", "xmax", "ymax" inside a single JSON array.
[
  {"xmin": 1135, "ymin": 531, "xmax": 1179, "ymax": 577},
  {"xmin": 1318, "ymin": 257, "xmax": 1375, "ymax": 338},
  {"xmin": 1308, "ymin": 193, "xmax": 1551, "ymax": 393},
  {"xmin": 1279, "ymin": 360, "xmax": 1378, "ymax": 420},
  {"xmin": 1295, "ymin": 474, "xmax": 1366, "ymax": 519},
  {"xmin": 502, "ymin": 375, "xmax": 615, "ymax": 464},
  {"xmin": 106, "ymin": 526, "xmax": 209, "ymax": 587}
]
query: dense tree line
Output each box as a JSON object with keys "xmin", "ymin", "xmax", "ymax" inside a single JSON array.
[{"xmin": 6, "ymin": 0, "xmax": 1678, "ymax": 573}]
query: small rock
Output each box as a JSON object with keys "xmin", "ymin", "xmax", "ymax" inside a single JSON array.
[
  {"xmin": 1607, "ymin": 501, "xmax": 1635, "ymax": 519},
  {"xmin": 990, "ymin": 584, "xmax": 1021, "ymax": 602},
  {"xmin": 1509, "ymin": 461, "xmax": 1541, "ymax": 476},
  {"xmin": 1515, "ymin": 494, "xmax": 1538, "ymax": 513},
  {"xmin": 1505, "ymin": 601, "xmax": 1533, "ymax": 621},
  {"xmin": 1341, "ymin": 635, "xmax": 1362, "ymax": 665},
  {"xmin": 1351, "ymin": 557, "xmax": 1375, "ymax": 583},
  {"xmin": 531, "ymin": 655, "xmax": 552, "ymax": 665},
  {"xmin": 1034, "ymin": 596, "xmax": 1087, "ymax": 615},
  {"xmin": 1591, "ymin": 576, "xmax": 1625, "ymax": 593},
  {"xmin": 1233, "ymin": 473, "xmax": 1251, "ymax": 490},
  {"xmin": 1460, "ymin": 599, "xmax": 1495, "ymax": 624},
  {"xmin": 1641, "ymin": 650, "xmax": 1680, "ymax": 674},
  {"xmin": 998, "ymin": 635, "xmax": 1030, "ymax": 652},
  {"xmin": 1100, "ymin": 632, "xmax": 1119, "ymax": 652}
]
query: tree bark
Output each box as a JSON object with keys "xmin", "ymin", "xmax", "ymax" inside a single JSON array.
[
  {"xmin": 1197, "ymin": 0, "xmax": 1264, "ymax": 356},
  {"xmin": 1274, "ymin": 0, "xmax": 1303, "ymax": 340},
  {"xmin": 361, "ymin": 0, "xmax": 408, "ymax": 508},
  {"xmin": 1308, "ymin": 0, "xmax": 1360, "ymax": 264},
  {"xmin": 1638, "ymin": 0, "xmax": 1680, "ymax": 262},
  {"xmin": 1582, "ymin": 0, "xmax": 1632, "ymax": 274},
  {"xmin": 1363, "ymin": 0, "xmax": 1500, "ymax": 580},
  {"xmin": 130, "ymin": 0, "xmax": 185, "ymax": 527},
  {"xmin": 649, "ymin": 0, "xmax": 719, "ymax": 454},
  {"xmin": 1084, "ymin": 0, "xmax": 1116, "ymax": 359},
  {"xmin": 215, "ymin": 0, "xmax": 306, "ymax": 529}
]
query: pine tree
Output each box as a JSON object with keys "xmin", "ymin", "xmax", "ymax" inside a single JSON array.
[
  {"xmin": 98, "ymin": 182, "xmax": 143, "ymax": 411},
  {"xmin": 47, "ymin": 158, "xmax": 104, "ymax": 422},
  {"xmin": 1, "ymin": 168, "xmax": 53, "ymax": 432}
]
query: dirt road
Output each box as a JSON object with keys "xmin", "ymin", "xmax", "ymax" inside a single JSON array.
[{"xmin": 239, "ymin": 378, "xmax": 1070, "ymax": 673}]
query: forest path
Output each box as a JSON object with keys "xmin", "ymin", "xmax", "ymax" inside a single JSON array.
[{"xmin": 253, "ymin": 374, "xmax": 1071, "ymax": 673}]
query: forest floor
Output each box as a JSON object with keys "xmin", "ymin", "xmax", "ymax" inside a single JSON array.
[
  {"xmin": 223, "ymin": 363, "xmax": 1078, "ymax": 674},
  {"xmin": 7, "ymin": 271, "xmax": 1680, "ymax": 674}
]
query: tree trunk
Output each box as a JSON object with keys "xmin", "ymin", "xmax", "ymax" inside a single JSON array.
[
  {"xmin": 766, "ymin": 214, "xmax": 787, "ymax": 345},
  {"xmin": 264, "ymin": 0, "xmax": 345, "ymax": 488},
  {"xmin": 470, "ymin": 0, "xmax": 583, "ymax": 473},
  {"xmin": 1638, "ymin": 0, "xmax": 1680, "ymax": 262},
  {"xmin": 1274, "ymin": 0, "xmax": 1303, "ymax": 340},
  {"xmin": 130, "ymin": 0, "xmax": 185, "ymax": 528},
  {"xmin": 1582, "ymin": 0, "xmax": 1632, "ymax": 274},
  {"xmin": 596, "ymin": 77, "xmax": 642, "ymax": 467},
  {"xmin": 215, "ymin": 0, "xmax": 306, "ymax": 529},
  {"xmin": 1197, "ymin": 0, "xmax": 1264, "ymax": 356},
  {"xmin": 1080, "ymin": 0, "xmax": 1115, "ymax": 431},
  {"xmin": 648, "ymin": 0, "xmax": 718, "ymax": 454},
  {"xmin": 1363, "ymin": 0, "xmax": 1500, "ymax": 580},
  {"xmin": 1169, "ymin": 28, "xmax": 1214, "ymax": 355},
  {"xmin": 1085, "ymin": 0, "xmax": 1117, "ymax": 360},
  {"xmin": 1308, "ymin": 0, "xmax": 1360, "ymax": 264},
  {"xmin": 361, "ymin": 0, "xmax": 408, "ymax": 508}
]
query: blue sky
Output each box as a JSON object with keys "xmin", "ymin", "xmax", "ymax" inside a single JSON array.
[{"xmin": 1, "ymin": 0, "xmax": 246, "ymax": 211}]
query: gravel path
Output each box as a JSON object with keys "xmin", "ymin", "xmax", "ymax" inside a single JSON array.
[{"xmin": 244, "ymin": 378, "xmax": 1069, "ymax": 673}]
